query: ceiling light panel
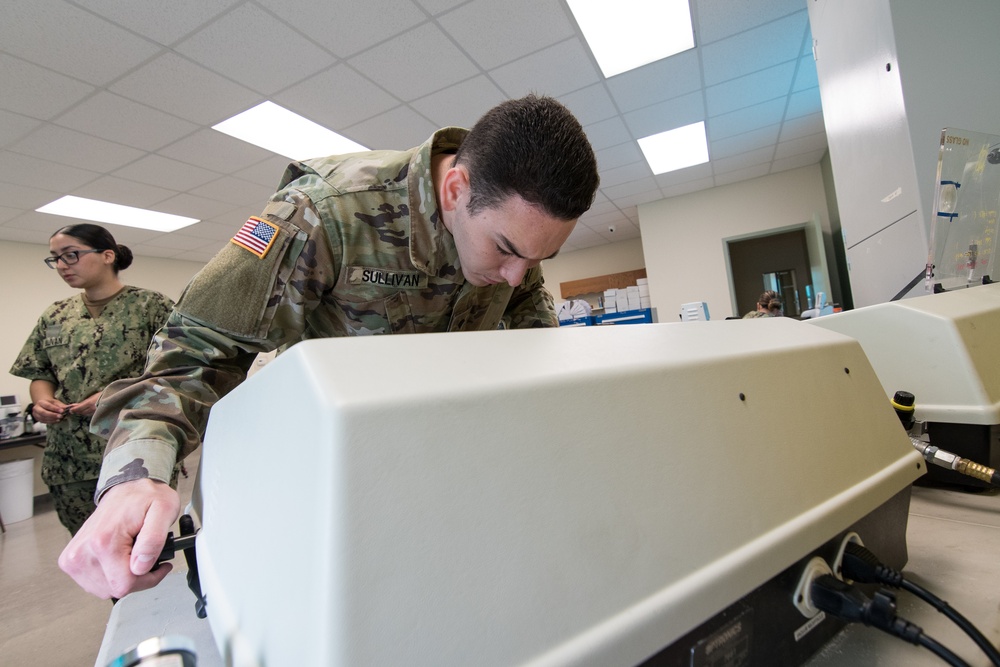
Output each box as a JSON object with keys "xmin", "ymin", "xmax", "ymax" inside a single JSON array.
[
  {"xmin": 212, "ymin": 101, "xmax": 368, "ymax": 160},
  {"xmin": 37, "ymin": 195, "xmax": 200, "ymax": 232},
  {"xmin": 567, "ymin": 0, "xmax": 695, "ymax": 78},
  {"xmin": 638, "ymin": 121, "xmax": 710, "ymax": 174}
]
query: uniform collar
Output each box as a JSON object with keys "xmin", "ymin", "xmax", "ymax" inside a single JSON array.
[{"xmin": 407, "ymin": 127, "xmax": 468, "ymax": 284}]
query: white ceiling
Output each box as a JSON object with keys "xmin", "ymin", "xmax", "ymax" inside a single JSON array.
[{"xmin": 0, "ymin": 0, "xmax": 825, "ymax": 263}]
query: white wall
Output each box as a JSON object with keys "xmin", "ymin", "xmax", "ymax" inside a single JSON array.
[
  {"xmin": 1, "ymin": 240, "xmax": 204, "ymax": 402},
  {"xmin": 639, "ymin": 165, "xmax": 831, "ymax": 321},
  {"xmin": 541, "ymin": 237, "xmax": 646, "ymax": 299}
]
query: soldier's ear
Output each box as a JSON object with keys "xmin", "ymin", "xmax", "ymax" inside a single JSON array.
[{"xmin": 438, "ymin": 164, "xmax": 469, "ymax": 214}]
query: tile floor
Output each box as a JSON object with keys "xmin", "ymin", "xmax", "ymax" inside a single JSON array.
[{"xmin": 0, "ymin": 451, "xmax": 199, "ymax": 667}]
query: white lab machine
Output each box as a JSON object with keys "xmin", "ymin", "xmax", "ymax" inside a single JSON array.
[
  {"xmin": 807, "ymin": 282, "xmax": 1000, "ymax": 487},
  {"xmin": 679, "ymin": 301, "xmax": 710, "ymax": 321},
  {"xmin": 0, "ymin": 395, "xmax": 24, "ymax": 440},
  {"xmin": 194, "ymin": 320, "xmax": 922, "ymax": 666}
]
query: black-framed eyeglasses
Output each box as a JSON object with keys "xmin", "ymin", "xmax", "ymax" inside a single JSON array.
[{"xmin": 44, "ymin": 249, "xmax": 103, "ymax": 269}]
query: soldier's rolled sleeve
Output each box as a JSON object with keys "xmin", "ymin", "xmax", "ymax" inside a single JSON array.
[{"xmin": 95, "ymin": 440, "xmax": 178, "ymax": 502}]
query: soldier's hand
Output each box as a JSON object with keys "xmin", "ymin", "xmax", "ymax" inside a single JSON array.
[
  {"xmin": 32, "ymin": 397, "xmax": 70, "ymax": 423},
  {"xmin": 67, "ymin": 392, "xmax": 101, "ymax": 418},
  {"xmin": 58, "ymin": 479, "xmax": 181, "ymax": 599}
]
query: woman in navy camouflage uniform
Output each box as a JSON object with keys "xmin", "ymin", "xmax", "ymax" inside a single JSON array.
[{"xmin": 10, "ymin": 224, "xmax": 174, "ymax": 535}]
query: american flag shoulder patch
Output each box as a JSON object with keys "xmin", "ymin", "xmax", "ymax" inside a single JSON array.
[{"xmin": 231, "ymin": 217, "xmax": 279, "ymax": 259}]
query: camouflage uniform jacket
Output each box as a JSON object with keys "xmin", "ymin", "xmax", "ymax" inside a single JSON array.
[
  {"xmin": 9, "ymin": 286, "xmax": 174, "ymax": 485},
  {"xmin": 92, "ymin": 127, "xmax": 559, "ymax": 497}
]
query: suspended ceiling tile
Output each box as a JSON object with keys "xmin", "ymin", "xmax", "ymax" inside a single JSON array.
[
  {"xmin": 0, "ymin": 152, "xmax": 100, "ymax": 192},
  {"xmin": 0, "ymin": 54, "xmax": 95, "ymax": 120},
  {"xmin": 275, "ymin": 64, "xmax": 400, "ymax": 131},
  {"xmin": 712, "ymin": 146, "xmax": 775, "ymax": 174},
  {"xmin": 779, "ymin": 112, "xmax": 826, "ymax": 142},
  {"xmin": 489, "ymin": 39, "xmax": 601, "ymax": 99},
  {"xmin": 174, "ymin": 2, "xmax": 336, "ymax": 95},
  {"xmin": 77, "ymin": 0, "xmax": 243, "ymax": 46},
  {"xmin": 654, "ymin": 162, "xmax": 715, "ymax": 189},
  {"xmin": 113, "ymin": 154, "xmax": 223, "ymax": 192},
  {"xmin": 605, "ymin": 50, "xmax": 703, "ymax": 114},
  {"xmin": 345, "ymin": 105, "xmax": 439, "ymax": 152},
  {"xmin": 557, "ymin": 84, "xmax": 619, "ymax": 128},
  {"xmin": 349, "ymin": 23, "xmax": 479, "ymax": 103},
  {"xmin": 414, "ymin": 0, "xmax": 467, "ymax": 15},
  {"xmin": 0, "ymin": 110, "xmax": 43, "ymax": 147},
  {"xmin": 601, "ymin": 176, "xmax": 659, "ymax": 201},
  {"xmin": 7, "ymin": 124, "xmax": 145, "ymax": 174},
  {"xmin": 257, "ymin": 0, "xmax": 426, "ymax": 58},
  {"xmin": 0, "ymin": 181, "xmax": 68, "ymax": 211},
  {"xmin": 152, "ymin": 192, "xmax": 241, "ymax": 221},
  {"xmin": 233, "ymin": 156, "xmax": 297, "ymax": 189},
  {"xmin": 110, "ymin": 53, "xmax": 261, "ymax": 126},
  {"xmin": 707, "ymin": 98, "xmax": 787, "ymax": 140},
  {"xmin": 595, "ymin": 142, "xmax": 645, "ymax": 173},
  {"xmin": 599, "ymin": 161, "xmax": 654, "ymax": 189},
  {"xmin": 774, "ymin": 132, "xmax": 828, "ymax": 160},
  {"xmin": 705, "ymin": 61, "xmax": 797, "ymax": 118},
  {"xmin": 710, "ymin": 125, "xmax": 782, "ymax": 160},
  {"xmin": 622, "ymin": 91, "xmax": 705, "ymax": 139},
  {"xmin": 157, "ymin": 129, "xmax": 274, "ymax": 175},
  {"xmin": 785, "ymin": 87, "xmax": 823, "ymax": 120},
  {"xmin": 792, "ymin": 54, "xmax": 820, "ymax": 92},
  {"xmin": 70, "ymin": 175, "xmax": 179, "ymax": 209},
  {"xmin": 55, "ymin": 92, "xmax": 199, "ymax": 152},
  {"xmin": 0, "ymin": 0, "xmax": 162, "ymax": 86},
  {"xmin": 410, "ymin": 76, "xmax": 509, "ymax": 129},
  {"xmin": 694, "ymin": 0, "xmax": 807, "ymax": 44},
  {"xmin": 700, "ymin": 12, "xmax": 809, "ymax": 86},
  {"xmin": 189, "ymin": 175, "xmax": 271, "ymax": 207},
  {"xmin": 771, "ymin": 149, "xmax": 828, "ymax": 174},
  {"xmin": 438, "ymin": 0, "xmax": 575, "ymax": 70},
  {"xmin": 583, "ymin": 117, "xmax": 633, "ymax": 152}
]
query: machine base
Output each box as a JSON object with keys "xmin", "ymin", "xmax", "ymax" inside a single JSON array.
[{"xmin": 638, "ymin": 488, "xmax": 912, "ymax": 667}]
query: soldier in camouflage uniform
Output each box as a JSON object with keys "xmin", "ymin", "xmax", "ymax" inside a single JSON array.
[
  {"xmin": 59, "ymin": 94, "xmax": 599, "ymax": 599},
  {"xmin": 10, "ymin": 224, "xmax": 174, "ymax": 535},
  {"xmin": 742, "ymin": 290, "xmax": 782, "ymax": 318}
]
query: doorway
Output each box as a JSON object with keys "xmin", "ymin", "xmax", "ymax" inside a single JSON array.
[{"xmin": 728, "ymin": 229, "xmax": 811, "ymax": 317}]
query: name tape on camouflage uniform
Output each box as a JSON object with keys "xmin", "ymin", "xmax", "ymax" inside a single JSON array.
[
  {"xmin": 347, "ymin": 266, "xmax": 428, "ymax": 289},
  {"xmin": 231, "ymin": 217, "xmax": 279, "ymax": 258}
]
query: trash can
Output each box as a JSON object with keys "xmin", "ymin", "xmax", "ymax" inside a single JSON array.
[{"xmin": 0, "ymin": 458, "xmax": 34, "ymax": 524}]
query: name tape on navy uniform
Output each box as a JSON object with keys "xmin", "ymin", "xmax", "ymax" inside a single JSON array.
[
  {"xmin": 348, "ymin": 266, "xmax": 428, "ymax": 289},
  {"xmin": 231, "ymin": 217, "xmax": 279, "ymax": 259}
]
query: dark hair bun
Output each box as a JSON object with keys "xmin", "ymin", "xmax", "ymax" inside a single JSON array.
[{"xmin": 116, "ymin": 244, "xmax": 134, "ymax": 271}]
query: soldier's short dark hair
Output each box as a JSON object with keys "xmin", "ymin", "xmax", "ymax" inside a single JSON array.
[
  {"xmin": 52, "ymin": 223, "xmax": 134, "ymax": 273},
  {"xmin": 455, "ymin": 94, "xmax": 599, "ymax": 221}
]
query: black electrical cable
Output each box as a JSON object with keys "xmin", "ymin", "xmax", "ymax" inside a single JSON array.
[
  {"xmin": 809, "ymin": 574, "xmax": 971, "ymax": 667},
  {"xmin": 840, "ymin": 541, "xmax": 1000, "ymax": 666}
]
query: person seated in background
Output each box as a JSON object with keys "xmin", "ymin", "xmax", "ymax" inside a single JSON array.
[{"xmin": 743, "ymin": 290, "xmax": 783, "ymax": 318}]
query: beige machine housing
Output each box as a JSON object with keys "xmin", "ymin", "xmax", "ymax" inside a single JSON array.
[
  {"xmin": 195, "ymin": 319, "xmax": 922, "ymax": 666},
  {"xmin": 807, "ymin": 282, "xmax": 1000, "ymax": 487}
]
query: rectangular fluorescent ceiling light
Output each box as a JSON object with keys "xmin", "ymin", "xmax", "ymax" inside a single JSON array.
[
  {"xmin": 567, "ymin": 0, "xmax": 694, "ymax": 78},
  {"xmin": 213, "ymin": 101, "xmax": 368, "ymax": 160},
  {"xmin": 37, "ymin": 196, "xmax": 199, "ymax": 232},
  {"xmin": 638, "ymin": 121, "xmax": 710, "ymax": 174}
]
